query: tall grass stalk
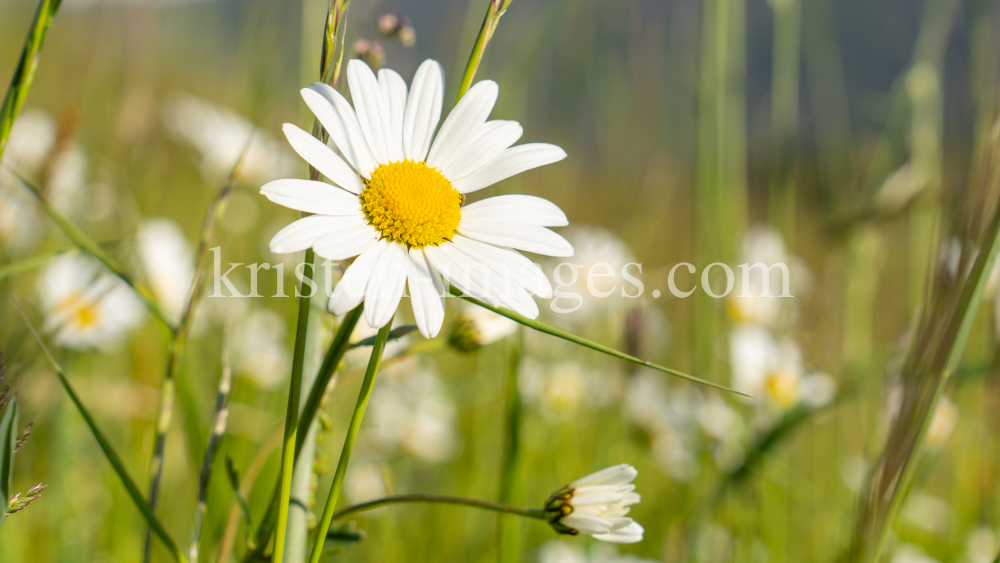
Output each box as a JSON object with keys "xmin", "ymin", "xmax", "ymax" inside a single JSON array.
[
  {"xmin": 852, "ymin": 108, "xmax": 1000, "ymax": 563},
  {"xmin": 330, "ymin": 494, "xmax": 546, "ymax": 522},
  {"xmin": 12, "ymin": 296, "xmax": 187, "ymax": 563},
  {"xmin": 189, "ymin": 333, "xmax": 234, "ymax": 562},
  {"xmin": 0, "ymin": 0, "xmax": 63, "ymax": 163},
  {"xmin": 307, "ymin": 321, "xmax": 394, "ymax": 563},
  {"xmin": 456, "ymin": 0, "xmax": 514, "ymax": 102},
  {"xmin": 142, "ymin": 143, "xmax": 247, "ymax": 563}
]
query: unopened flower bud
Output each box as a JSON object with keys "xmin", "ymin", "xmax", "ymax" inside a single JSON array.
[{"xmin": 543, "ymin": 464, "xmax": 644, "ymax": 544}]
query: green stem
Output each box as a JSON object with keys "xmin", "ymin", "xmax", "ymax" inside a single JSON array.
[
  {"xmin": 0, "ymin": 248, "xmax": 67, "ymax": 281},
  {"xmin": 273, "ymin": 250, "xmax": 316, "ymax": 563},
  {"xmin": 331, "ymin": 494, "xmax": 545, "ymax": 523},
  {"xmin": 143, "ymin": 143, "xmax": 245, "ymax": 563},
  {"xmin": 0, "ymin": 0, "xmax": 62, "ymax": 162},
  {"xmin": 455, "ymin": 0, "xmax": 513, "ymax": 102},
  {"xmin": 12, "ymin": 297, "xmax": 187, "ymax": 563},
  {"xmin": 238, "ymin": 306, "xmax": 362, "ymax": 563},
  {"xmin": 498, "ymin": 330, "xmax": 524, "ymax": 563},
  {"xmin": 307, "ymin": 320, "xmax": 393, "ymax": 563},
  {"xmin": 449, "ymin": 287, "xmax": 746, "ymax": 396}
]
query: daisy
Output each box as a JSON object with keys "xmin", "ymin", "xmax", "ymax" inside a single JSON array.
[
  {"xmin": 544, "ymin": 464, "xmax": 644, "ymax": 544},
  {"xmin": 137, "ymin": 218, "xmax": 195, "ymax": 323},
  {"xmin": 39, "ymin": 254, "xmax": 144, "ymax": 351},
  {"xmin": 261, "ymin": 59, "xmax": 572, "ymax": 338}
]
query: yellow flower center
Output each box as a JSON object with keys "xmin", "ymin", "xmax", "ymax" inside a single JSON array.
[
  {"xmin": 765, "ymin": 371, "xmax": 799, "ymax": 407},
  {"xmin": 360, "ymin": 160, "xmax": 462, "ymax": 248},
  {"xmin": 57, "ymin": 291, "xmax": 99, "ymax": 329}
]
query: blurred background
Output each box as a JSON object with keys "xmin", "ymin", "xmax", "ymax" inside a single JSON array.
[{"xmin": 1, "ymin": 0, "xmax": 1000, "ymax": 561}]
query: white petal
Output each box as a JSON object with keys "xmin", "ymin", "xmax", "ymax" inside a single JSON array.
[
  {"xmin": 329, "ymin": 240, "xmax": 387, "ymax": 314},
  {"xmin": 312, "ymin": 222, "xmax": 381, "ymax": 261},
  {"xmin": 378, "ymin": 68, "xmax": 407, "ymax": 162},
  {"xmin": 269, "ymin": 215, "xmax": 365, "ymax": 254},
  {"xmin": 426, "ymin": 80, "xmax": 499, "ymax": 170},
  {"xmin": 458, "ymin": 219, "xmax": 573, "ymax": 257},
  {"xmin": 561, "ymin": 514, "xmax": 613, "ymax": 535},
  {"xmin": 571, "ymin": 464, "xmax": 638, "ymax": 488},
  {"xmin": 302, "ymin": 83, "xmax": 380, "ymax": 177},
  {"xmin": 364, "ymin": 242, "xmax": 409, "ymax": 328},
  {"xmin": 452, "ymin": 143, "xmax": 567, "ymax": 194},
  {"xmin": 422, "ymin": 244, "xmax": 501, "ymax": 307},
  {"xmin": 447, "ymin": 235, "xmax": 552, "ymax": 298},
  {"xmin": 440, "ymin": 120, "xmax": 522, "ymax": 181},
  {"xmin": 570, "ymin": 492, "xmax": 628, "ymax": 506},
  {"xmin": 403, "ymin": 60, "xmax": 445, "ymax": 162},
  {"xmin": 461, "ymin": 194, "xmax": 568, "ymax": 227},
  {"xmin": 261, "ymin": 179, "xmax": 361, "ymax": 215},
  {"xmin": 448, "ymin": 236, "xmax": 539, "ymax": 318},
  {"xmin": 591, "ymin": 521, "xmax": 644, "ymax": 544},
  {"xmin": 281, "ymin": 124, "xmax": 365, "ymax": 193},
  {"xmin": 406, "ymin": 249, "xmax": 446, "ymax": 338},
  {"xmin": 348, "ymin": 60, "xmax": 392, "ymax": 165}
]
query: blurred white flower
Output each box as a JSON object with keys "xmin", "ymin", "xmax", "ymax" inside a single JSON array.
[
  {"xmin": 162, "ymin": 93, "xmax": 296, "ymax": 183},
  {"xmin": 962, "ymin": 525, "xmax": 998, "ymax": 563},
  {"xmin": 545, "ymin": 464, "xmax": 643, "ymax": 544},
  {"xmin": 368, "ymin": 369, "xmax": 459, "ymax": 463},
  {"xmin": 39, "ymin": 254, "xmax": 144, "ymax": 351},
  {"xmin": 589, "ymin": 543, "xmax": 660, "ymax": 563},
  {"xmin": 47, "ymin": 142, "xmax": 88, "ymax": 216},
  {"xmin": 536, "ymin": 540, "xmax": 585, "ymax": 563},
  {"xmin": 901, "ymin": 492, "xmax": 952, "ymax": 536},
  {"xmin": 799, "ymin": 371, "xmax": 837, "ymax": 409},
  {"xmin": 448, "ymin": 304, "xmax": 518, "ymax": 351},
  {"xmin": 520, "ymin": 361, "xmax": 588, "ymax": 421},
  {"xmin": 553, "ymin": 226, "xmax": 637, "ymax": 322},
  {"xmin": 234, "ymin": 308, "xmax": 290, "ymax": 389},
  {"xmin": 1, "ymin": 109, "xmax": 57, "ymax": 173},
  {"xmin": 891, "ymin": 543, "xmax": 941, "ymax": 563},
  {"xmin": 0, "ymin": 109, "xmax": 56, "ymax": 251},
  {"xmin": 729, "ymin": 326, "xmax": 801, "ymax": 408},
  {"xmin": 926, "ymin": 396, "xmax": 958, "ymax": 449},
  {"xmin": 137, "ymin": 218, "xmax": 195, "ymax": 323},
  {"xmin": 344, "ymin": 462, "xmax": 387, "ymax": 505}
]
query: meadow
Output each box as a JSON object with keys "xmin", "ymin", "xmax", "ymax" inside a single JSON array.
[{"xmin": 0, "ymin": 0, "xmax": 998, "ymax": 562}]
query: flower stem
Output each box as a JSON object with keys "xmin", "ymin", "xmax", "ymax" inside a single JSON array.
[
  {"xmin": 142, "ymin": 144, "xmax": 246, "ymax": 563},
  {"xmin": 307, "ymin": 319, "xmax": 394, "ymax": 563},
  {"xmin": 189, "ymin": 334, "xmax": 234, "ymax": 562},
  {"xmin": 455, "ymin": 0, "xmax": 513, "ymax": 103},
  {"xmin": 331, "ymin": 494, "xmax": 546, "ymax": 522},
  {"xmin": 449, "ymin": 287, "xmax": 747, "ymax": 396},
  {"xmin": 272, "ymin": 249, "xmax": 317, "ymax": 563}
]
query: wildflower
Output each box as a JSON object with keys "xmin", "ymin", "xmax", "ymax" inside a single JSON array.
[
  {"xmin": 162, "ymin": 93, "xmax": 296, "ymax": 183},
  {"xmin": 0, "ymin": 109, "xmax": 56, "ymax": 251},
  {"xmin": 545, "ymin": 464, "xmax": 643, "ymax": 544},
  {"xmin": 263, "ymin": 59, "xmax": 570, "ymax": 338},
  {"xmin": 39, "ymin": 254, "xmax": 144, "ymax": 351},
  {"xmin": 234, "ymin": 308, "xmax": 291, "ymax": 390},
  {"xmin": 448, "ymin": 305, "xmax": 517, "ymax": 351},
  {"xmin": 369, "ymin": 368, "xmax": 458, "ymax": 463},
  {"xmin": 137, "ymin": 218, "xmax": 195, "ymax": 323},
  {"xmin": 377, "ymin": 13, "xmax": 416, "ymax": 47}
]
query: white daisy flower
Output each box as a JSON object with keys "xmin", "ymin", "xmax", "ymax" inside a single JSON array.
[
  {"xmin": 262, "ymin": 59, "xmax": 572, "ymax": 338},
  {"xmin": 137, "ymin": 218, "xmax": 195, "ymax": 323},
  {"xmin": 39, "ymin": 254, "xmax": 144, "ymax": 351},
  {"xmin": 545, "ymin": 464, "xmax": 643, "ymax": 544}
]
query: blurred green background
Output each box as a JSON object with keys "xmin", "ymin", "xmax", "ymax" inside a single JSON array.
[{"xmin": 1, "ymin": 0, "xmax": 1000, "ymax": 561}]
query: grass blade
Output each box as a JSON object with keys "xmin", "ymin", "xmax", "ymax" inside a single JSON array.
[
  {"xmin": 0, "ymin": 0, "xmax": 62, "ymax": 162},
  {"xmin": 450, "ymin": 287, "xmax": 748, "ymax": 396},
  {"xmin": 0, "ymin": 397, "xmax": 19, "ymax": 530},
  {"xmin": 11, "ymin": 296, "xmax": 187, "ymax": 563}
]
